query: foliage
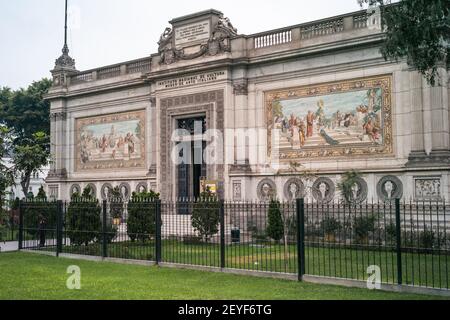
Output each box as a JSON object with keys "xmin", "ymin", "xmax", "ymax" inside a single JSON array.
[
  {"xmin": 337, "ymin": 170, "xmax": 362, "ymax": 203},
  {"xmin": 0, "ymin": 125, "xmax": 14, "ymax": 208},
  {"xmin": 109, "ymin": 187, "xmax": 123, "ymax": 219},
  {"xmin": 266, "ymin": 199, "xmax": 284, "ymax": 242},
  {"xmin": 21, "ymin": 200, "xmax": 57, "ymax": 238},
  {"xmin": 0, "ymin": 79, "xmax": 52, "ymax": 139},
  {"xmin": 127, "ymin": 190, "xmax": 160, "ymax": 242},
  {"xmin": 36, "ymin": 186, "xmax": 47, "ymax": 200},
  {"xmin": 353, "ymin": 215, "xmax": 377, "ymax": 243},
  {"xmin": 359, "ymin": 0, "xmax": 449, "ymax": 85},
  {"xmin": 12, "ymin": 131, "xmax": 50, "ymax": 197},
  {"xmin": 0, "ymin": 209, "xmax": 9, "ymax": 242},
  {"xmin": 191, "ymin": 191, "xmax": 220, "ymax": 242},
  {"xmin": 320, "ymin": 216, "xmax": 342, "ymax": 235},
  {"xmin": 419, "ymin": 227, "xmax": 436, "ymax": 251},
  {"xmin": 66, "ymin": 186, "xmax": 101, "ymax": 246}
]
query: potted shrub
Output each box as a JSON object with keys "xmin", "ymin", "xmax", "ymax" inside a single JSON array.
[{"xmin": 320, "ymin": 216, "xmax": 341, "ymax": 243}]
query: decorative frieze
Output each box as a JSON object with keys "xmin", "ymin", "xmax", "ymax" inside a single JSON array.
[
  {"xmin": 233, "ymin": 80, "xmax": 248, "ymax": 95},
  {"xmin": 232, "ymin": 181, "xmax": 242, "ymax": 201},
  {"xmin": 414, "ymin": 177, "xmax": 442, "ymax": 200}
]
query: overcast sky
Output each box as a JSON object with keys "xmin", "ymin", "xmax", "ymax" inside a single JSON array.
[{"xmin": 0, "ymin": 0, "xmax": 366, "ymax": 89}]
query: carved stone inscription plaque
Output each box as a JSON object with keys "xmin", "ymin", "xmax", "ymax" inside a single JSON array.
[{"xmin": 175, "ymin": 20, "xmax": 211, "ymax": 48}]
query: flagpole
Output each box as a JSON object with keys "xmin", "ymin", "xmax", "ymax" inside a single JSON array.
[{"xmin": 64, "ymin": 0, "xmax": 68, "ymax": 48}]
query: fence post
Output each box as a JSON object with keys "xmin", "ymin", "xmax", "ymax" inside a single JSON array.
[
  {"xmin": 296, "ymin": 198, "xmax": 306, "ymax": 281},
  {"xmin": 56, "ymin": 200, "xmax": 63, "ymax": 257},
  {"xmin": 155, "ymin": 199, "xmax": 162, "ymax": 264},
  {"xmin": 395, "ymin": 198, "xmax": 402, "ymax": 285},
  {"xmin": 102, "ymin": 200, "xmax": 107, "ymax": 258},
  {"xmin": 18, "ymin": 200, "xmax": 23, "ymax": 250},
  {"xmin": 220, "ymin": 200, "xmax": 225, "ymax": 269}
]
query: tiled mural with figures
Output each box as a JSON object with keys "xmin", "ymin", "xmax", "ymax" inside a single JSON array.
[
  {"xmin": 266, "ymin": 76, "xmax": 393, "ymax": 160},
  {"xmin": 75, "ymin": 110, "xmax": 146, "ymax": 171}
]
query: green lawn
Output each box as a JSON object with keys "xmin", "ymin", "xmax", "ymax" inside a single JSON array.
[
  {"xmin": 0, "ymin": 252, "xmax": 447, "ymax": 300},
  {"xmin": 40, "ymin": 239, "xmax": 450, "ymax": 289}
]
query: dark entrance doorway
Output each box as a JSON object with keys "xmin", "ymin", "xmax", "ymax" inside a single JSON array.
[{"xmin": 176, "ymin": 116, "xmax": 207, "ymax": 201}]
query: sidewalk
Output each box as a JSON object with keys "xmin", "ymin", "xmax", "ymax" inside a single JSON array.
[{"xmin": 0, "ymin": 241, "xmax": 18, "ymax": 252}]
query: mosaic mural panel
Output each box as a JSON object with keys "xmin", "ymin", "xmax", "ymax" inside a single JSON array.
[
  {"xmin": 75, "ymin": 110, "xmax": 146, "ymax": 171},
  {"xmin": 266, "ymin": 76, "xmax": 393, "ymax": 160}
]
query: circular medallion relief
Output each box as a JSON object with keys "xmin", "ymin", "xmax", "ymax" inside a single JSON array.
[
  {"xmin": 345, "ymin": 177, "xmax": 368, "ymax": 204},
  {"xmin": 101, "ymin": 183, "xmax": 114, "ymax": 201},
  {"xmin": 377, "ymin": 176, "xmax": 403, "ymax": 201},
  {"xmin": 257, "ymin": 179, "xmax": 277, "ymax": 201},
  {"xmin": 135, "ymin": 182, "xmax": 148, "ymax": 194},
  {"xmin": 283, "ymin": 178, "xmax": 305, "ymax": 201},
  {"xmin": 70, "ymin": 184, "xmax": 81, "ymax": 197},
  {"xmin": 119, "ymin": 183, "xmax": 131, "ymax": 200},
  {"xmin": 85, "ymin": 183, "xmax": 97, "ymax": 199},
  {"xmin": 312, "ymin": 177, "xmax": 335, "ymax": 203}
]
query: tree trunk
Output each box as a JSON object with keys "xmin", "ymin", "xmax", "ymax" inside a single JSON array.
[{"xmin": 20, "ymin": 171, "xmax": 31, "ymax": 198}]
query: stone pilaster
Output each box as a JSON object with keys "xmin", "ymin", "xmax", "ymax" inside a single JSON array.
[{"xmin": 407, "ymin": 67, "xmax": 450, "ymax": 167}]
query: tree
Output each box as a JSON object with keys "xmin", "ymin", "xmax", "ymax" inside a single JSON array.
[
  {"xmin": 0, "ymin": 79, "xmax": 52, "ymax": 139},
  {"xmin": 0, "ymin": 125, "xmax": 14, "ymax": 208},
  {"xmin": 359, "ymin": 0, "xmax": 449, "ymax": 85},
  {"xmin": 12, "ymin": 131, "xmax": 50, "ymax": 197},
  {"xmin": 0, "ymin": 79, "xmax": 52, "ymax": 198},
  {"xmin": 266, "ymin": 199, "xmax": 284, "ymax": 242}
]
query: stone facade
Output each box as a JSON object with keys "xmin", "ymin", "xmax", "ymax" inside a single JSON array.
[{"xmin": 45, "ymin": 9, "xmax": 450, "ymax": 201}]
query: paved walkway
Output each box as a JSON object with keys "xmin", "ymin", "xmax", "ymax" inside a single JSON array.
[{"xmin": 0, "ymin": 241, "xmax": 18, "ymax": 252}]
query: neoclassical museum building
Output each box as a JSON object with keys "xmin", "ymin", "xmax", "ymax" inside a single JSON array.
[{"xmin": 45, "ymin": 8, "xmax": 450, "ymax": 202}]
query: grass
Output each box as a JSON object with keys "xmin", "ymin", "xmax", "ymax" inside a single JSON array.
[
  {"xmin": 26, "ymin": 237, "xmax": 450, "ymax": 290},
  {"xmin": 0, "ymin": 251, "xmax": 447, "ymax": 300}
]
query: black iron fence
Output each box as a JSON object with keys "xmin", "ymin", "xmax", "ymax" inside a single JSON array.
[
  {"xmin": 18, "ymin": 198, "xmax": 450, "ymax": 291},
  {"xmin": 0, "ymin": 208, "xmax": 19, "ymax": 242}
]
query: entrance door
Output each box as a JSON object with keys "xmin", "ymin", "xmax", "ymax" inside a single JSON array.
[{"xmin": 176, "ymin": 117, "xmax": 206, "ymax": 201}]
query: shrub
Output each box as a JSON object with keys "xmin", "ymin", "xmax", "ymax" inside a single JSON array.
[
  {"xmin": 127, "ymin": 190, "xmax": 160, "ymax": 242},
  {"xmin": 353, "ymin": 215, "xmax": 377, "ymax": 244},
  {"xmin": 191, "ymin": 192, "xmax": 220, "ymax": 243},
  {"xmin": 385, "ymin": 222, "xmax": 397, "ymax": 244},
  {"xmin": 66, "ymin": 186, "xmax": 101, "ymax": 246},
  {"xmin": 320, "ymin": 216, "xmax": 341, "ymax": 236},
  {"xmin": 266, "ymin": 200, "xmax": 284, "ymax": 242},
  {"xmin": 419, "ymin": 227, "xmax": 435, "ymax": 251}
]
